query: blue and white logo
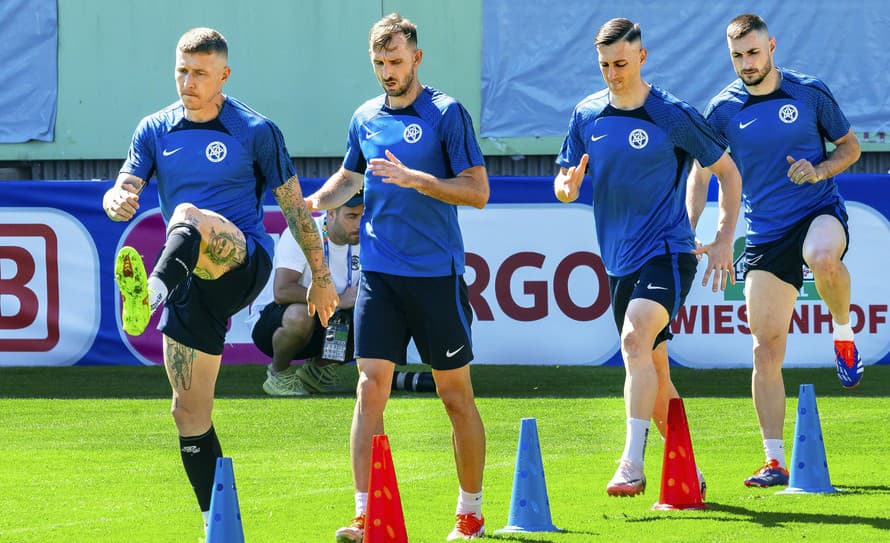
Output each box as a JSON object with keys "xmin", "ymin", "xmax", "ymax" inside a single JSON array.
[
  {"xmin": 628, "ymin": 129, "xmax": 648, "ymax": 149},
  {"xmin": 403, "ymin": 123, "xmax": 422, "ymax": 144},
  {"xmin": 205, "ymin": 141, "xmax": 227, "ymax": 163},
  {"xmin": 779, "ymin": 104, "xmax": 798, "ymax": 124}
]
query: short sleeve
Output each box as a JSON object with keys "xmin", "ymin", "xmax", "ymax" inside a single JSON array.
[
  {"xmin": 439, "ymin": 102, "xmax": 485, "ymax": 175},
  {"xmin": 342, "ymin": 112, "xmax": 367, "ymax": 174},
  {"xmin": 668, "ymin": 106, "xmax": 727, "ymax": 169},
  {"xmin": 120, "ymin": 116, "xmax": 157, "ymax": 181},
  {"xmin": 254, "ymin": 119, "xmax": 297, "ymax": 190},
  {"xmin": 813, "ymin": 80, "xmax": 851, "ymax": 142},
  {"xmin": 555, "ymin": 106, "xmax": 586, "ymax": 170}
]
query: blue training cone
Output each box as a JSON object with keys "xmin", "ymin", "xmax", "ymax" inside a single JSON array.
[
  {"xmin": 777, "ymin": 384, "xmax": 839, "ymax": 494},
  {"xmin": 495, "ymin": 418, "xmax": 561, "ymax": 534},
  {"xmin": 206, "ymin": 457, "xmax": 246, "ymax": 542}
]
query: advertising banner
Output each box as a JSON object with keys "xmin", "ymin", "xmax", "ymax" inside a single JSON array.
[{"xmin": 1, "ymin": 176, "xmax": 887, "ymax": 368}]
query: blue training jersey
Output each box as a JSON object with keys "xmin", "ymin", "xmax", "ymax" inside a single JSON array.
[
  {"xmin": 343, "ymin": 86, "xmax": 485, "ymax": 277},
  {"xmin": 557, "ymin": 84, "xmax": 726, "ymax": 277},
  {"xmin": 121, "ymin": 96, "xmax": 296, "ymax": 259},
  {"xmin": 703, "ymin": 68, "xmax": 850, "ymax": 244}
]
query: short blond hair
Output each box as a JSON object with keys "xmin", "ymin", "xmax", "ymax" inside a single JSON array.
[
  {"xmin": 369, "ymin": 13, "xmax": 417, "ymax": 51},
  {"xmin": 177, "ymin": 27, "xmax": 228, "ymax": 57}
]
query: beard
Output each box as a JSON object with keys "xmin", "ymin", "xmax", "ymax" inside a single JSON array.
[
  {"xmin": 738, "ymin": 59, "xmax": 773, "ymax": 87},
  {"xmin": 382, "ymin": 69, "xmax": 415, "ymax": 97}
]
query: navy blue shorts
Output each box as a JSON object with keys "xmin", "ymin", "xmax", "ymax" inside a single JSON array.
[
  {"xmin": 354, "ymin": 270, "xmax": 474, "ymax": 370},
  {"xmin": 744, "ymin": 202, "xmax": 849, "ymax": 290},
  {"xmin": 608, "ymin": 252, "xmax": 697, "ymax": 347},
  {"xmin": 159, "ymin": 238, "xmax": 272, "ymax": 355},
  {"xmin": 251, "ymin": 304, "xmax": 354, "ymax": 361}
]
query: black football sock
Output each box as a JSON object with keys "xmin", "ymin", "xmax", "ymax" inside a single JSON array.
[
  {"xmin": 179, "ymin": 425, "xmax": 224, "ymax": 512},
  {"xmin": 151, "ymin": 223, "xmax": 201, "ymax": 295}
]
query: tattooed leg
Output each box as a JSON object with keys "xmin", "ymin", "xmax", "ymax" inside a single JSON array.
[{"xmin": 163, "ymin": 335, "xmax": 223, "ymax": 436}]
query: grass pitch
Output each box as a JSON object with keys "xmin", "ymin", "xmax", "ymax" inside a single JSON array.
[{"xmin": 0, "ymin": 364, "xmax": 887, "ymax": 542}]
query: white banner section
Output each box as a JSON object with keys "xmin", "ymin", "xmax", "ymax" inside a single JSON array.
[{"xmin": 408, "ymin": 204, "xmax": 620, "ymax": 365}]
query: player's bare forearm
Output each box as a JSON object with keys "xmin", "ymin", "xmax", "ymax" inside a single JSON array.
[
  {"xmin": 413, "ymin": 166, "xmax": 490, "ymax": 209},
  {"xmin": 308, "ymin": 167, "xmax": 364, "ymax": 210},
  {"xmin": 707, "ymin": 153, "xmax": 742, "ymax": 241},
  {"xmin": 815, "ymin": 130, "xmax": 861, "ymax": 181},
  {"xmin": 685, "ymin": 161, "xmax": 712, "ymax": 231},
  {"xmin": 273, "ymin": 177, "xmax": 333, "ymax": 288}
]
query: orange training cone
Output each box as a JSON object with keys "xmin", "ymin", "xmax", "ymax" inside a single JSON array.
[
  {"xmin": 652, "ymin": 398, "xmax": 706, "ymax": 510},
  {"xmin": 365, "ymin": 434, "xmax": 408, "ymax": 543}
]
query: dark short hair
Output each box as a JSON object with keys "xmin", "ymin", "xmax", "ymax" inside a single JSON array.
[
  {"xmin": 595, "ymin": 18, "xmax": 642, "ymax": 47},
  {"xmin": 177, "ymin": 27, "xmax": 228, "ymax": 57},
  {"xmin": 726, "ymin": 14, "xmax": 769, "ymax": 40},
  {"xmin": 369, "ymin": 13, "xmax": 418, "ymax": 51}
]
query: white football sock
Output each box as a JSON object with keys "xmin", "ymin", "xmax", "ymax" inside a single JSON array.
[
  {"xmin": 763, "ymin": 439, "xmax": 786, "ymax": 468},
  {"xmin": 147, "ymin": 276, "xmax": 168, "ymax": 313},
  {"xmin": 621, "ymin": 418, "xmax": 650, "ymax": 466},
  {"xmin": 833, "ymin": 320, "xmax": 854, "ymax": 341},
  {"xmin": 355, "ymin": 491, "xmax": 368, "ymax": 517},
  {"xmin": 455, "ymin": 487, "xmax": 483, "ymax": 517}
]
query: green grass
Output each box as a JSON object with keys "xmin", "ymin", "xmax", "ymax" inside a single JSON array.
[{"xmin": 0, "ymin": 365, "xmax": 887, "ymax": 542}]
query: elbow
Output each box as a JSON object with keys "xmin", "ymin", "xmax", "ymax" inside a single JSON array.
[{"xmin": 473, "ymin": 186, "xmax": 490, "ymax": 209}]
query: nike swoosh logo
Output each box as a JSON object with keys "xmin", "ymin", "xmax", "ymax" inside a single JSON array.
[
  {"xmin": 445, "ymin": 345, "xmax": 465, "ymax": 358},
  {"xmin": 746, "ymin": 254, "xmax": 764, "ymax": 266},
  {"xmin": 364, "ymin": 129, "xmax": 382, "ymax": 140},
  {"xmin": 590, "ymin": 134, "xmax": 608, "ymax": 142},
  {"xmin": 162, "ymin": 147, "xmax": 183, "ymax": 156},
  {"xmin": 646, "ymin": 283, "xmax": 668, "ymax": 291},
  {"xmin": 738, "ymin": 119, "xmax": 757, "ymax": 129}
]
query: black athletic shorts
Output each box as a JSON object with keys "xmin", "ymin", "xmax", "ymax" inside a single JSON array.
[
  {"xmin": 354, "ymin": 270, "xmax": 474, "ymax": 370},
  {"xmin": 744, "ymin": 202, "xmax": 849, "ymax": 291},
  {"xmin": 159, "ymin": 238, "xmax": 272, "ymax": 355},
  {"xmin": 608, "ymin": 252, "xmax": 697, "ymax": 347},
  {"xmin": 251, "ymin": 303, "xmax": 355, "ymax": 361}
]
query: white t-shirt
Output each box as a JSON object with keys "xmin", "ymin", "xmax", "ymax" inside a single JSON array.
[{"xmin": 247, "ymin": 215, "xmax": 360, "ymax": 330}]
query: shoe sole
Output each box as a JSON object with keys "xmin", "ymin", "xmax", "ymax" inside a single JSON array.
[
  {"xmin": 114, "ymin": 247, "xmax": 150, "ymax": 336},
  {"xmin": 334, "ymin": 532, "xmax": 362, "ymax": 543},
  {"xmin": 262, "ymin": 380, "xmax": 309, "ymax": 397},
  {"xmin": 606, "ymin": 484, "xmax": 645, "ymax": 497}
]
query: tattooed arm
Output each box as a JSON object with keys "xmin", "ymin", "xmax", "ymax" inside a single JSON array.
[
  {"xmin": 103, "ymin": 173, "xmax": 147, "ymax": 222},
  {"xmin": 273, "ymin": 175, "xmax": 339, "ymax": 327}
]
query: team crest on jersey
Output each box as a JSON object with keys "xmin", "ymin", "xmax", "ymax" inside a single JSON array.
[
  {"xmin": 403, "ymin": 123, "xmax": 422, "ymax": 143},
  {"xmin": 628, "ymin": 129, "xmax": 649, "ymax": 149},
  {"xmin": 779, "ymin": 104, "xmax": 798, "ymax": 124},
  {"xmin": 205, "ymin": 141, "xmax": 227, "ymax": 163}
]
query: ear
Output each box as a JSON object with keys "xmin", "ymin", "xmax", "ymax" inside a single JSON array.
[
  {"xmin": 414, "ymin": 48, "xmax": 423, "ymax": 67},
  {"xmin": 640, "ymin": 47, "xmax": 648, "ymax": 65},
  {"xmin": 220, "ymin": 65, "xmax": 231, "ymax": 84},
  {"xmin": 769, "ymin": 37, "xmax": 776, "ymax": 54}
]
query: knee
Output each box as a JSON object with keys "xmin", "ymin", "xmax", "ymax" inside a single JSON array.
[
  {"xmin": 438, "ymin": 383, "xmax": 475, "ymax": 418},
  {"xmin": 280, "ymin": 306, "xmax": 315, "ymax": 339},
  {"xmin": 170, "ymin": 402, "xmax": 209, "ymax": 434},
  {"xmin": 355, "ymin": 372, "xmax": 390, "ymax": 412},
  {"xmin": 169, "ymin": 203, "xmax": 200, "ymax": 226},
  {"xmin": 620, "ymin": 330, "xmax": 652, "ymax": 364},
  {"xmin": 751, "ymin": 333, "xmax": 785, "ymax": 374},
  {"xmin": 804, "ymin": 249, "xmax": 842, "ymax": 278}
]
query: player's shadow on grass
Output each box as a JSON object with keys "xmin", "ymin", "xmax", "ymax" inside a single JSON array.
[{"xmin": 632, "ymin": 501, "xmax": 890, "ymax": 531}]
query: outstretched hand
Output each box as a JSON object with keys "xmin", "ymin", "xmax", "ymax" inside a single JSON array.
[
  {"xmin": 555, "ymin": 154, "xmax": 589, "ymax": 203},
  {"xmin": 369, "ymin": 150, "xmax": 421, "ymax": 189},
  {"xmin": 692, "ymin": 237, "xmax": 735, "ymax": 292}
]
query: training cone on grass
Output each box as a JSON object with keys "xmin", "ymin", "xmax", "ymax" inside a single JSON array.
[
  {"xmin": 364, "ymin": 434, "xmax": 408, "ymax": 543},
  {"xmin": 653, "ymin": 398, "xmax": 706, "ymax": 510},
  {"xmin": 495, "ymin": 418, "xmax": 561, "ymax": 534},
  {"xmin": 778, "ymin": 384, "xmax": 839, "ymax": 494},
  {"xmin": 206, "ymin": 457, "xmax": 245, "ymax": 543}
]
